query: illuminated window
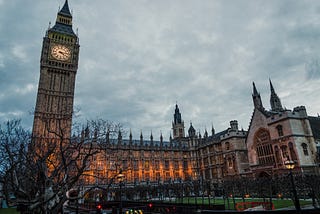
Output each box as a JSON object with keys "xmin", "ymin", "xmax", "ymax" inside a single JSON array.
[{"xmin": 145, "ymin": 160, "xmax": 150, "ymax": 170}]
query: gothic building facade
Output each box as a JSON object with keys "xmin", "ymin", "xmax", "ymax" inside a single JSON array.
[
  {"xmin": 246, "ymin": 80, "xmax": 320, "ymax": 176},
  {"xmin": 31, "ymin": 1, "xmax": 320, "ymax": 190},
  {"xmin": 79, "ymin": 104, "xmax": 248, "ymax": 186},
  {"xmin": 78, "ymin": 83, "xmax": 320, "ymax": 187}
]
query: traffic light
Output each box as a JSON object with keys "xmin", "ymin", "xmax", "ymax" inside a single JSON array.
[
  {"xmin": 148, "ymin": 203, "xmax": 153, "ymax": 209},
  {"xmin": 96, "ymin": 204, "xmax": 102, "ymax": 214}
]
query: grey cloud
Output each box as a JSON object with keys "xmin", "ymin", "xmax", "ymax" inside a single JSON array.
[{"xmin": 1, "ymin": 0, "xmax": 320, "ymax": 139}]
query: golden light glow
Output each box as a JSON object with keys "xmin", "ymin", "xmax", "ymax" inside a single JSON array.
[{"xmin": 284, "ymin": 160, "xmax": 295, "ymax": 170}]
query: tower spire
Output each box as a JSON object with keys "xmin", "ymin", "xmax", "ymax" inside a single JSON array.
[
  {"xmin": 269, "ymin": 79, "xmax": 283, "ymax": 112},
  {"xmin": 50, "ymin": 0, "xmax": 75, "ymax": 36},
  {"xmin": 59, "ymin": 0, "xmax": 72, "ymax": 17},
  {"xmin": 188, "ymin": 122, "xmax": 196, "ymax": 137},
  {"xmin": 174, "ymin": 104, "xmax": 182, "ymax": 124},
  {"xmin": 172, "ymin": 104, "xmax": 185, "ymax": 139},
  {"xmin": 252, "ymin": 82, "xmax": 263, "ymax": 109},
  {"xmin": 211, "ymin": 124, "xmax": 215, "ymax": 135}
]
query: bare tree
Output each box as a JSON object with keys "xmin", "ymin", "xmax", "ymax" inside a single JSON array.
[
  {"xmin": 0, "ymin": 120, "xmax": 30, "ymax": 207},
  {"xmin": 0, "ymin": 118, "xmax": 122, "ymax": 213}
]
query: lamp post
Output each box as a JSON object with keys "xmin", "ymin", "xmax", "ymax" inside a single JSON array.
[
  {"xmin": 117, "ymin": 171, "xmax": 125, "ymax": 214},
  {"xmin": 284, "ymin": 160, "xmax": 301, "ymax": 213}
]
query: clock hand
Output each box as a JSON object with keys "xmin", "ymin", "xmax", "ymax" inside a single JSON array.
[{"xmin": 58, "ymin": 51, "xmax": 69, "ymax": 57}]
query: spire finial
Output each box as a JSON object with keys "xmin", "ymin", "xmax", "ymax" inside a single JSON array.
[
  {"xmin": 59, "ymin": 0, "xmax": 72, "ymax": 17},
  {"xmin": 269, "ymin": 80, "xmax": 283, "ymax": 112},
  {"xmin": 211, "ymin": 124, "xmax": 215, "ymax": 135},
  {"xmin": 269, "ymin": 78, "xmax": 275, "ymax": 93},
  {"xmin": 252, "ymin": 81, "xmax": 263, "ymax": 109},
  {"xmin": 252, "ymin": 82, "xmax": 259, "ymax": 95}
]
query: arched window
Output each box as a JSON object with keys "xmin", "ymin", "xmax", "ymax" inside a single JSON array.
[
  {"xmin": 225, "ymin": 142, "xmax": 230, "ymax": 150},
  {"xmin": 254, "ymin": 129, "xmax": 275, "ymax": 166},
  {"xmin": 179, "ymin": 128, "xmax": 183, "ymax": 137},
  {"xmin": 145, "ymin": 160, "xmax": 150, "ymax": 169},
  {"xmin": 281, "ymin": 145, "xmax": 288, "ymax": 159},
  {"xmin": 274, "ymin": 146, "xmax": 281, "ymax": 164},
  {"xmin": 288, "ymin": 142, "xmax": 298, "ymax": 161},
  {"xmin": 276, "ymin": 125, "xmax": 284, "ymax": 137},
  {"xmin": 301, "ymin": 143, "xmax": 309, "ymax": 156},
  {"xmin": 228, "ymin": 157, "xmax": 233, "ymax": 168}
]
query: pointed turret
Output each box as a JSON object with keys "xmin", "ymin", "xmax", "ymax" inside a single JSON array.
[
  {"xmin": 269, "ymin": 79, "xmax": 283, "ymax": 112},
  {"xmin": 106, "ymin": 128, "xmax": 110, "ymax": 144},
  {"xmin": 160, "ymin": 132, "xmax": 163, "ymax": 146},
  {"xmin": 204, "ymin": 129, "xmax": 208, "ymax": 138},
  {"xmin": 252, "ymin": 82, "xmax": 263, "ymax": 109},
  {"xmin": 140, "ymin": 131, "xmax": 143, "ymax": 146},
  {"xmin": 211, "ymin": 125, "xmax": 215, "ymax": 135},
  {"xmin": 188, "ymin": 122, "xmax": 196, "ymax": 137},
  {"xmin": 150, "ymin": 131, "xmax": 154, "ymax": 146},
  {"xmin": 49, "ymin": 0, "xmax": 75, "ymax": 36},
  {"xmin": 84, "ymin": 125, "xmax": 89, "ymax": 138},
  {"xmin": 173, "ymin": 104, "xmax": 182, "ymax": 124},
  {"xmin": 118, "ymin": 130, "xmax": 122, "ymax": 145},
  {"xmin": 59, "ymin": 0, "xmax": 72, "ymax": 18},
  {"xmin": 129, "ymin": 129, "xmax": 133, "ymax": 144}
]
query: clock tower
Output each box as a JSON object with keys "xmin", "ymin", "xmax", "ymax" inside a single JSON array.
[{"xmin": 32, "ymin": 0, "xmax": 79, "ymax": 148}]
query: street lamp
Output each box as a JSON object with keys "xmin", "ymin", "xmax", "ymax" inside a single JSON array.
[
  {"xmin": 284, "ymin": 160, "xmax": 301, "ymax": 213},
  {"xmin": 117, "ymin": 171, "xmax": 125, "ymax": 214}
]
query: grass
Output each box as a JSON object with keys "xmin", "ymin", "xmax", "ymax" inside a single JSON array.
[
  {"xmin": 170, "ymin": 197, "xmax": 313, "ymax": 210},
  {"xmin": 0, "ymin": 199, "xmax": 313, "ymax": 213},
  {"xmin": 0, "ymin": 208, "xmax": 19, "ymax": 214}
]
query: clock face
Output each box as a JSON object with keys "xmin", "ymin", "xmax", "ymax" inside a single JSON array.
[{"xmin": 51, "ymin": 44, "xmax": 71, "ymax": 61}]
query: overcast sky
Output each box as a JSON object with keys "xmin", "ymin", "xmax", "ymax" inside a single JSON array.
[{"xmin": 0, "ymin": 0, "xmax": 319, "ymax": 140}]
